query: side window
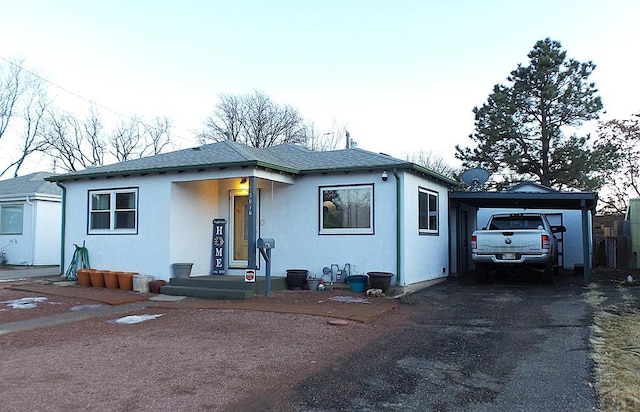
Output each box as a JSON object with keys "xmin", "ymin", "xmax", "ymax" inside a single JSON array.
[
  {"xmin": 0, "ymin": 204, "xmax": 24, "ymax": 234},
  {"xmin": 320, "ymin": 184, "xmax": 374, "ymax": 235},
  {"xmin": 88, "ymin": 188, "xmax": 138, "ymax": 234},
  {"xmin": 418, "ymin": 187, "xmax": 438, "ymax": 234}
]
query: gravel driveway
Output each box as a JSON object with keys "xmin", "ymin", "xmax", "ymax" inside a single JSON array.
[{"xmin": 268, "ymin": 271, "xmax": 598, "ymax": 411}]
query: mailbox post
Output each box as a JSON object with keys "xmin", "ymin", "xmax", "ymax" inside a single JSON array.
[{"xmin": 257, "ymin": 238, "xmax": 275, "ymax": 296}]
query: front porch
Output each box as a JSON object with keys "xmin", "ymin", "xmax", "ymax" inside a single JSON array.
[{"xmin": 160, "ymin": 275, "xmax": 289, "ymax": 300}]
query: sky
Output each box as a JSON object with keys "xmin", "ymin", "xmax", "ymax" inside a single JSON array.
[{"xmin": 1, "ymin": 0, "xmax": 639, "ymax": 176}]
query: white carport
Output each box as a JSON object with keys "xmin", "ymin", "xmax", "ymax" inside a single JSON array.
[{"xmin": 449, "ymin": 189, "xmax": 598, "ymax": 282}]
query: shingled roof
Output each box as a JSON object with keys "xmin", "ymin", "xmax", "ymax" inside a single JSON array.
[
  {"xmin": 46, "ymin": 140, "xmax": 458, "ymax": 186},
  {"xmin": 0, "ymin": 172, "xmax": 62, "ymax": 199}
]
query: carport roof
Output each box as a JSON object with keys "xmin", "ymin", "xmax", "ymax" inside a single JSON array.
[{"xmin": 449, "ymin": 190, "xmax": 598, "ymax": 211}]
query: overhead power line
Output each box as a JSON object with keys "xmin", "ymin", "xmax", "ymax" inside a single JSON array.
[{"xmin": 0, "ymin": 55, "xmax": 177, "ymax": 136}]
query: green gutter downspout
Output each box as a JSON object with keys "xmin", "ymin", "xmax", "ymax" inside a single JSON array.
[
  {"xmin": 393, "ymin": 169, "xmax": 401, "ymax": 286},
  {"xmin": 55, "ymin": 181, "xmax": 66, "ymax": 276}
]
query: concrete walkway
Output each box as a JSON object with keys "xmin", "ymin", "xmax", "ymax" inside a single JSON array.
[{"xmin": 0, "ymin": 266, "xmax": 61, "ymax": 281}]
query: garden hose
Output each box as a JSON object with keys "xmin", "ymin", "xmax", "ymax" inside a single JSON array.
[{"xmin": 64, "ymin": 242, "xmax": 91, "ymax": 280}]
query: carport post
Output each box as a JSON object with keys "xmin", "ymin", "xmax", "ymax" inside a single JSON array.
[{"xmin": 581, "ymin": 201, "xmax": 591, "ymax": 282}]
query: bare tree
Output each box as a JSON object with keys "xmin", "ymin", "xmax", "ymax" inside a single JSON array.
[
  {"xmin": 595, "ymin": 114, "xmax": 640, "ymax": 215},
  {"xmin": 0, "ymin": 58, "xmax": 53, "ymax": 177},
  {"xmin": 405, "ymin": 150, "xmax": 460, "ymax": 179},
  {"xmin": 0, "ymin": 58, "xmax": 25, "ymax": 143},
  {"xmin": 198, "ymin": 90, "xmax": 308, "ymax": 148},
  {"xmin": 42, "ymin": 108, "xmax": 106, "ymax": 172},
  {"xmin": 305, "ymin": 119, "xmax": 349, "ymax": 151},
  {"xmin": 141, "ymin": 116, "xmax": 173, "ymax": 157},
  {"xmin": 110, "ymin": 117, "xmax": 144, "ymax": 162},
  {"xmin": 1, "ymin": 83, "xmax": 50, "ymax": 177}
]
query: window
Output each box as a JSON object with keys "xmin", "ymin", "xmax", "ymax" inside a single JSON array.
[
  {"xmin": 0, "ymin": 205, "xmax": 23, "ymax": 234},
  {"xmin": 419, "ymin": 187, "xmax": 438, "ymax": 234},
  {"xmin": 320, "ymin": 184, "xmax": 373, "ymax": 235},
  {"xmin": 88, "ymin": 188, "xmax": 138, "ymax": 234}
]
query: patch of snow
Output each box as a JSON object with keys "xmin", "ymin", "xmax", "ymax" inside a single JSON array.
[
  {"xmin": 109, "ymin": 314, "xmax": 164, "ymax": 324},
  {"xmin": 2, "ymin": 297, "xmax": 48, "ymax": 309},
  {"xmin": 328, "ymin": 296, "xmax": 370, "ymax": 304},
  {"xmin": 70, "ymin": 304, "xmax": 105, "ymax": 312}
]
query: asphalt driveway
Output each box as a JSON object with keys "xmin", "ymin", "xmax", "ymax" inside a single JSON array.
[{"xmin": 273, "ymin": 272, "xmax": 597, "ymax": 411}]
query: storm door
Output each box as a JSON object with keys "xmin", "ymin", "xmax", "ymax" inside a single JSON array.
[{"xmin": 229, "ymin": 190, "xmax": 259, "ymax": 268}]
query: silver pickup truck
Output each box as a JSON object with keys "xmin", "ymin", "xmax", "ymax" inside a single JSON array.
[{"xmin": 471, "ymin": 213, "xmax": 565, "ymax": 283}]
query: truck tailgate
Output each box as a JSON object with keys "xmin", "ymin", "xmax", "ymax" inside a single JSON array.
[{"xmin": 475, "ymin": 230, "xmax": 543, "ymax": 253}]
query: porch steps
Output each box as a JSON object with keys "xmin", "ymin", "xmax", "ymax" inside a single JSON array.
[{"xmin": 159, "ymin": 275, "xmax": 288, "ymax": 300}]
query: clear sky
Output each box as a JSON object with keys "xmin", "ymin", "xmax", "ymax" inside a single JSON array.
[{"xmin": 1, "ymin": 0, "xmax": 639, "ymax": 175}]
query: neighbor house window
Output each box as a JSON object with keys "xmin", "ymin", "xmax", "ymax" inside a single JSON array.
[
  {"xmin": 419, "ymin": 187, "xmax": 438, "ymax": 234},
  {"xmin": 88, "ymin": 188, "xmax": 138, "ymax": 234},
  {"xmin": 0, "ymin": 205, "xmax": 24, "ymax": 234},
  {"xmin": 320, "ymin": 184, "xmax": 373, "ymax": 235}
]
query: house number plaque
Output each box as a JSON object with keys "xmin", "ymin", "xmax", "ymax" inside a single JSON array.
[{"xmin": 211, "ymin": 219, "xmax": 227, "ymax": 275}]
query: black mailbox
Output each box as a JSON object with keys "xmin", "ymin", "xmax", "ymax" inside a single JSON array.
[{"xmin": 257, "ymin": 238, "xmax": 275, "ymax": 249}]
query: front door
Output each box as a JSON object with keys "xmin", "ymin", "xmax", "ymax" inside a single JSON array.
[{"xmin": 229, "ymin": 191, "xmax": 259, "ymax": 268}]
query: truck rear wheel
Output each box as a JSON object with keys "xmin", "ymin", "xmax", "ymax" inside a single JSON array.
[
  {"xmin": 542, "ymin": 263, "xmax": 554, "ymax": 284},
  {"xmin": 475, "ymin": 266, "xmax": 491, "ymax": 283}
]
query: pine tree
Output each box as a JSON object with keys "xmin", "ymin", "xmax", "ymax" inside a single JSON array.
[{"xmin": 456, "ymin": 38, "xmax": 619, "ymax": 191}]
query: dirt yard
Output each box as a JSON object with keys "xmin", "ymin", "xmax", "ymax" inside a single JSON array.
[{"xmin": 0, "ymin": 283, "xmax": 410, "ymax": 411}]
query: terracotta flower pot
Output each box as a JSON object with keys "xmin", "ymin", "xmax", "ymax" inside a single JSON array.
[
  {"xmin": 117, "ymin": 272, "xmax": 135, "ymax": 291},
  {"xmin": 89, "ymin": 270, "xmax": 105, "ymax": 287},
  {"xmin": 76, "ymin": 269, "xmax": 92, "ymax": 287},
  {"xmin": 103, "ymin": 271, "xmax": 119, "ymax": 289}
]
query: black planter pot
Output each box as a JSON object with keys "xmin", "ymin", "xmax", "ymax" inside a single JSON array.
[
  {"xmin": 367, "ymin": 271, "xmax": 393, "ymax": 293},
  {"xmin": 286, "ymin": 269, "xmax": 308, "ymax": 290}
]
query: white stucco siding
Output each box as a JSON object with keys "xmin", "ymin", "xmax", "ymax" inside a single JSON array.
[
  {"xmin": 0, "ymin": 198, "xmax": 61, "ymax": 266},
  {"xmin": 169, "ymin": 179, "xmax": 220, "ymax": 277},
  {"xmin": 0, "ymin": 201, "xmax": 30, "ymax": 265},
  {"xmin": 400, "ymin": 173, "xmax": 450, "ymax": 285},
  {"xmin": 32, "ymin": 199, "xmax": 62, "ymax": 265},
  {"xmin": 255, "ymin": 171, "xmax": 397, "ymax": 279},
  {"xmin": 62, "ymin": 175, "xmax": 173, "ymax": 277},
  {"xmin": 477, "ymin": 208, "xmax": 587, "ymax": 269}
]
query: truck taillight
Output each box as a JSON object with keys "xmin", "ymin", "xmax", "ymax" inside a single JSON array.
[
  {"xmin": 542, "ymin": 234, "xmax": 550, "ymax": 249},
  {"xmin": 471, "ymin": 235, "xmax": 477, "ymax": 249}
]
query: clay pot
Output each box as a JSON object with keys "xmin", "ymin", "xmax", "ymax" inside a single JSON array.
[
  {"xmin": 117, "ymin": 272, "xmax": 135, "ymax": 291},
  {"xmin": 76, "ymin": 269, "xmax": 92, "ymax": 287},
  {"xmin": 149, "ymin": 280, "xmax": 167, "ymax": 294},
  {"xmin": 103, "ymin": 271, "xmax": 119, "ymax": 289},
  {"xmin": 367, "ymin": 271, "xmax": 393, "ymax": 293},
  {"xmin": 89, "ymin": 270, "xmax": 105, "ymax": 287}
]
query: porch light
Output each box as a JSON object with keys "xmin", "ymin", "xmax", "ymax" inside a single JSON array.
[{"xmin": 239, "ymin": 178, "xmax": 248, "ymax": 190}]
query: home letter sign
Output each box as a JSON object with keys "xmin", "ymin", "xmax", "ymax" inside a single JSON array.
[{"xmin": 211, "ymin": 219, "xmax": 227, "ymax": 275}]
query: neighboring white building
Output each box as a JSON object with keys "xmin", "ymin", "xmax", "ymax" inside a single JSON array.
[
  {"xmin": 47, "ymin": 141, "xmax": 459, "ymax": 289},
  {"xmin": 0, "ymin": 172, "xmax": 62, "ymax": 266}
]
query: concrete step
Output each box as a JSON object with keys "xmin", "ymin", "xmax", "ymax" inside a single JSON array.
[
  {"xmin": 159, "ymin": 285, "xmax": 253, "ymax": 300},
  {"xmin": 161, "ymin": 276, "xmax": 289, "ymax": 300}
]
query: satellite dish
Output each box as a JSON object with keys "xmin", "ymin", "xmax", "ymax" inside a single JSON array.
[{"xmin": 460, "ymin": 168, "xmax": 490, "ymax": 192}]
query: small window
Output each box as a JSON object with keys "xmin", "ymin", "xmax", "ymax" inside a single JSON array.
[
  {"xmin": 0, "ymin": 204, "xmax": 24, "ymax": 234},
  {"xmin": 88, "ymin": 188, "xmax": 138, "ymax": 234},
  {"xmin": 418, "ymin": 187, "xmax": 438, "ymax": 234},
  {"xmin": 320, "ymin": 184, "xmax": 373, "ymax": 235}
]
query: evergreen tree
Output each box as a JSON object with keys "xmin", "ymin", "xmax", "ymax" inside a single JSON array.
[{"xmin": 456, "ymin": 38, "xmax": 619, "ymax": 191}]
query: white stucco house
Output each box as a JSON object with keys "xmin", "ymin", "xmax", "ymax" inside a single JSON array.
[
  {"xmin": 47, "ymin": 141, "xmax": 459, "ymax": 290},
  {"xmin": 0, "ymin": 172, "xmax": 62, "ymax": 266}
]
